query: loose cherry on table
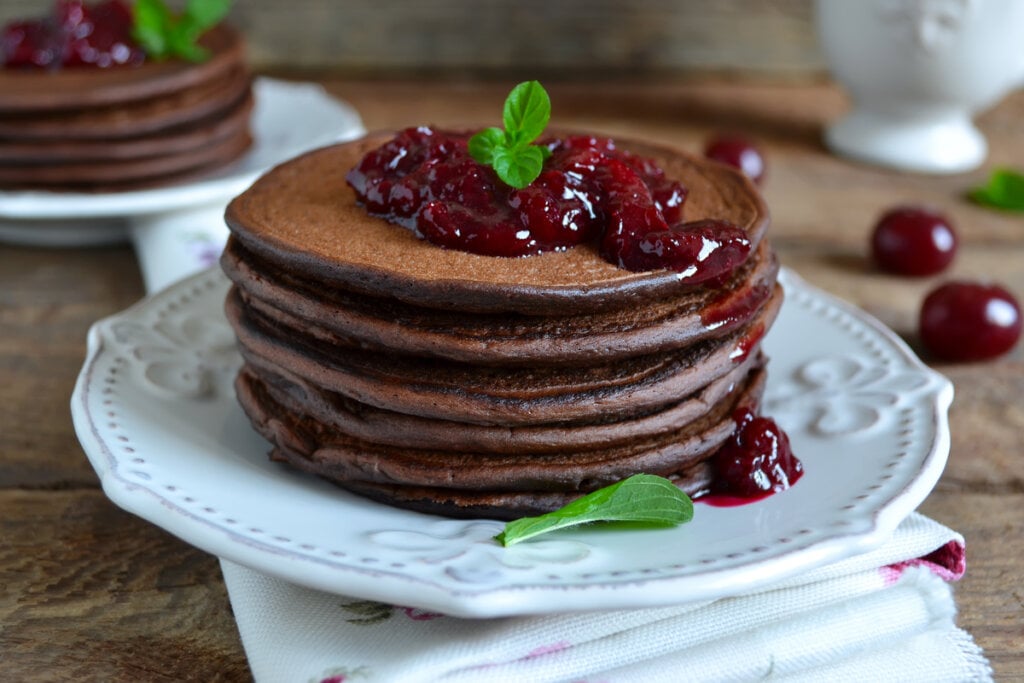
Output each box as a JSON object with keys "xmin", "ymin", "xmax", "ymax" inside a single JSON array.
[
  {"xmin": 348, "ymin": 127, "xmax": 752, "ymax": 278},
  {"xmin": 703, "ymin": 135, "xmax": 766, "ymax": 185},
  {"xmin": 871, "ymin": 206, "xmax": 957, "ymax": 276},
  {"xmin": 919, "ymin": 281, "xmax": 1022, "ymax": 362}
]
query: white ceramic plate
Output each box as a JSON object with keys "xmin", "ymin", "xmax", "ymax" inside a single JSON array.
[
  {"xmin": 0, "ymin": 78, "xmax": 364, "ymax": 245},
  {"xmin": 71, "ymin": 268, "xmax": 952, "ymax": 618}
]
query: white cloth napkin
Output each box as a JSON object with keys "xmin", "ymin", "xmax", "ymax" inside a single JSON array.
[{"xmin": 220, "ymin": 513, "xmax": 991, "ymax": 683}]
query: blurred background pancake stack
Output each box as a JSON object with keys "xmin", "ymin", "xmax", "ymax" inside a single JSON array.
[{"xmin": 0, "ymin": 24, "xmax": 251, "ymax": 191}]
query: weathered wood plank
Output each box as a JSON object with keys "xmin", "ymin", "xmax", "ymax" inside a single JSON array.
[
  {"xmin": 920, "ymin": 493, "xmax": 1024, "ymax": 681},
  {"xmin": 0, "ymin": 245, "xmax": 144, "ymax": 488},
  {"xmin": 0, "ymin": 490, "xmax": 250, "ymax": 682},
  {"xmin": 0, "ymin": 0, "xmax": 822, "ymax": 75}
]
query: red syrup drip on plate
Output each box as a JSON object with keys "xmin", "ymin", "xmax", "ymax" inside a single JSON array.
[
  {"xmin": 695, "ymin": 407, "xmax": 803, "ymax": 507},
  {"xmin": 346, "ymin": 127, "xmax": 753, "ymax": 278},
  {"xmin": 695, "ymin": 491, "xmax": 773, "ymax": 508}
]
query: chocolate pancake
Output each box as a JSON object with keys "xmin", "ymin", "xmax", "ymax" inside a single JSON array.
[
  {"xmin": 239, "ymin": 349, "xmax": 764, "ymax": 454},
  {"xmin": 226, "ymin": 283, "xmax": 781, "ymax": 425},
  {"xmin": 0, "ymin": 26, "xmax": 245, "ymax": 112},
  {"xmin": 225, "ymin": 132, "xmax": 770, "ymax": 314},
  {"xmin": 0, "ymin": 25, "xmax": 251, "ymax": 192},
  {"xmin": 240, "ymin": 366, "xmax": 767, "ymax": 520},
  {"xmin": 0, "ymin": 69, "xmax": 252, "ymax": 142},
  {"xmin": 0, "ymin": 91, "xmax": 252, "ymax": 163},
  {"xmin": 223, "ymin": 132, "xmax": 782, "ymax": 519},
  {"xmin": 0, "ymin": 124, "xmax": 251, "ymax": 186}
]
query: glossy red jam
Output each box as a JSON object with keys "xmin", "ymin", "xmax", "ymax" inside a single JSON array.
[
  {"xmin": 2, "ymin": 0, "xmax": 142, "ymax": 69},
  {"xmin": 347, "ymin": 127, "xmax": 752, "ymax": 278},
  {"xmin": 708, "ymin": 407, "xmax": 802, "ymax": 499},
  {"xmin": 919, "ymin": 281, "xmax": 1022, "ymax": 361}
]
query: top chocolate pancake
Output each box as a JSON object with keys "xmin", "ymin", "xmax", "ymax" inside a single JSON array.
[
  {"xmin": 225, "ymin": 132, "xmax": 770, "ymax": 315},
  {"xmin": 0, "ymin": 25, "xmax": 244, "ymax": 113}
]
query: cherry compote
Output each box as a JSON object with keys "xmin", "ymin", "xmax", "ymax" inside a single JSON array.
[
  {"xmin": 919, "ymin": 281, "xmax": 1021, "ymax": 361},
  {"xmin": 710, "ymin": 407, "xmax": 802, "ymax": 498},
  {"xmin": 2, "ymin": 0, "xmax": 142, "ymax": 69},
  {"xmin": 871, "ymin": 206, "xmax": 957, "ymax": 276},
  {"xmin": 347, "ymin": 127, "xmax": 752, "ymax": 278},
  {"xmin": 704, "ymin": 135, "xmax": 766, "ymax": 185}
]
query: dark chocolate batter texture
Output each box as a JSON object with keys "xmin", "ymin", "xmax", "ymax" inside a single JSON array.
[{"xmin": 222, "ymin": 132, "xmax": 782, "ymax": 519}]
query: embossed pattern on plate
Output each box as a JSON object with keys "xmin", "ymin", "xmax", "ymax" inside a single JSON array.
[{"xmin": 71, "ymin": 268, "xmax": 952, "ymax": 617}]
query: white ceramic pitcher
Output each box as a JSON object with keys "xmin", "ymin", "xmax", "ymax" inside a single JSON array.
[{"xmin": 816, "ymin": 0, "xmax": 1024, "ymax": 173}]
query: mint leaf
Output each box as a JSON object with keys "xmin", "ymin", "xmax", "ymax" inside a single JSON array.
[
  {"xmin": 185, "ymin": 0, "xmax": 233, "ymax": 30},
  {"xmin": 167, "ymin": 23, "xmax": 208, "ymax": 61},
  {"xmin": 467, "ymin": 127, "xmax": 505, "ymax": 166},
  {"xmin": 493, "ymin": 145, "xmax": 546, "ymax": 189},
  {"xmin": 969, "ymin": 168, "xmax": 1024, "ymax": 211},
  {"xmin": 494, "ymin": 474, "xmax": 694, "ymax": 547},
  {"xmin": 132, "ymin": 0, "xmax": 232, "ymax": 62},
  {"xmin": 132, "ymin": 0, "xmax": 172, "ymax": 57},
  {"xmin": 468, "ymin": 80, "xmax": 553, "ymax": 189},
  {"xmin": 503, "ymin": 80, "xmax": 551, "ymax": 146}
]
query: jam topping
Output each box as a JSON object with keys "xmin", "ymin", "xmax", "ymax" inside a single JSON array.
[
  {"xmin": 347, "ymin": 127, "xmax": 752, "ymax": 278},
  {"xmin": 2, "ymin": 0, "xmax": 143, "ymax": 69},
  {"xmin": 708, "ymin": 407, "xmax": 802, "ymax": 499}
]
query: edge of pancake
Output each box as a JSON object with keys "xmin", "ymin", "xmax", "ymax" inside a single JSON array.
[
  {"xmin": 224, "ymin": 236, "xmax": 779, "ymax": 365},
  {"xmin": 0, "ymin": 89, "xmax": 253, "ymax": 162},
  {"xmin": 241, "ymin": 366, "xmax": 766, "ymax": 520},
  {"xmin": 225, "ymin": 283, "xmax": 783, "ymax": 425}
]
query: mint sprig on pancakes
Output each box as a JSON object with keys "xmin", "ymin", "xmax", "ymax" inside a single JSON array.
[
  {"xmin": 133, "ymin": 0, "xmax": 232, "ymax": 62},
  {"xmin": 469, "ymin": 80, "xmax": 554, "ymax": 189}
]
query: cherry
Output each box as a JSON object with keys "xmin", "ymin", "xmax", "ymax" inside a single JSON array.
[
  {"xmin": 2, "ymin": 19, "xmax": 62, "ymax": 67},
  {"xmin": 60, "ymin": 0, "xmax": 143, "ymax": 68},
  {"xmin": 704, "ymin": 135, "xmax": 766, "ymax": 185},
  {"xmin": 2, "ymin": 0, "xmax": 142, "ymax": 69},
  {"xmin": 919, "ymin": 281, "xmax": 1021, "ymax": 362},
  {"xmin": 871, "ymin": 206, "xmax": 957, "ymax": 276},
  {"xmin": 711, "ymin": 408, "xmax": 802, "ymax": 497}
]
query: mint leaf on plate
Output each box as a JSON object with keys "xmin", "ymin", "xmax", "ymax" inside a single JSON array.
[
  {"xmin": 494, "ymin": 474, "xmax": 694, "ymax": 547},
  {"xmin": 969, "ymin": 168, "xmax": 1024, "ymax": 211},
  {"xmin": 468, "ymin": 80, "xmax": 553, "ymax": 189}
]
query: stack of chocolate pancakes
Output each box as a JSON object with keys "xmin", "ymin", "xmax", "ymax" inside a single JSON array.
[
  {"xmin": 222, "ymin": 132, "xmax": 781, "ymax": 519},
  {"xmin": 0, "ymin": 26, "xmax": 251, "ymax": 191}
]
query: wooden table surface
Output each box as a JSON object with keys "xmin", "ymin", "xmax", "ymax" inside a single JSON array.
[{"xmin": 2, "ymin": 79, "xmax": 1022, "ymax": 681}]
